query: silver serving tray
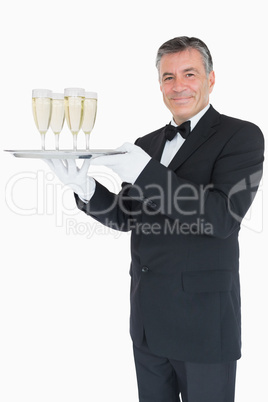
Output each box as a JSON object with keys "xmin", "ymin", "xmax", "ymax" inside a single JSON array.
[{"xmin": 5, "ymin": 149, "xmax": 125, "ymax": 159}]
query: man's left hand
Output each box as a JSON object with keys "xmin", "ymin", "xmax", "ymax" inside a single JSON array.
[{"xmin": 90, "ymin": 142, "xmax": 151, "ymax": 183}]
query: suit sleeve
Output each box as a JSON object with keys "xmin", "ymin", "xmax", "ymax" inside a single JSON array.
[
  {"xmin": 127, "ymin": 123, "xmax": 264, "ymax": 238},
  {"xmin": 74, "ymin": 180, "xmax": 142, "ymax": 232}
]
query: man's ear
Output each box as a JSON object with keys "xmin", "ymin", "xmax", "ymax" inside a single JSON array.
[
  {"xmin": 159, "ymin": 80, "xmax": 164, "ymax": 94},
  {"xmin": 209, "ymin": 71, "xmax": 215, "ymax": 94}
]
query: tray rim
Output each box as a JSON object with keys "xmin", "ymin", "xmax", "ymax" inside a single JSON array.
[{"xmin": 5, "ymin": 149, "xmax": 125, "ymax": 159}]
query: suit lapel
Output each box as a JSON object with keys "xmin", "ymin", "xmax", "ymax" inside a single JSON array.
[
  {"xmin": 167, "ymin": 106, "xmax": 220, "ymax": 171},
  {"xmin": 148, "ymin": 129, "xmax": 167, "ymax": 161}
]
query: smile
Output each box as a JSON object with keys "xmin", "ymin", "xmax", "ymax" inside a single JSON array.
[{"xmin": 171, "ymin": 97, "xmax": 193, "ymax": 103}]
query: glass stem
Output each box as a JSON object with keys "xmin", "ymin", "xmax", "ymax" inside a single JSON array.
[
  {"xmin": 41, "ymin": 133, "xmax": 45, "ymax": 150},
  {"xmin": 73, "ymin": 134, "xmax": 78, "ymax": 151},
  {"xmin": 55, "ymin": 134, "xmax": 59, "ymax": 151},
  {"xmin": 85, "ymin": 134, "xmax": 90, "ymax": 150}
]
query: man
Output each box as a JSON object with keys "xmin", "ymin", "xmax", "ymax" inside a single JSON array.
[{"xmin": 47, "ymin": 37, "xmax": 264, "ymax": 401}]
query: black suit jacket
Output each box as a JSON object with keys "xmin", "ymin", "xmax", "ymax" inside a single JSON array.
[{"xmin": 75, "ymin": 106, "xmax": 264, "ymax": 363}]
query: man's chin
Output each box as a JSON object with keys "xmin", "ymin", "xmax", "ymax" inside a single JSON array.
[{"xmin": 172, "ymin": 108, "xmax": 194, "ymax": 124}]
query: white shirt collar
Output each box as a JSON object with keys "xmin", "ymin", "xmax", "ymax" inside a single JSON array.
[{"xmin": 171, "ymin": 104, "xmax": 210, "ymax": 131}]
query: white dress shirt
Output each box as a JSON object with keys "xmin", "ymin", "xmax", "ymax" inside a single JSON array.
[{"xmin": 160, "ymin": 104, "xmax": 210, "ymax": 167}]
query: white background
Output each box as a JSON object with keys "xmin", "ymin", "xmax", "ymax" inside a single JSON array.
[{"xmin": 0, "ymin": 0, "xmax": 267, "ymax": 401}]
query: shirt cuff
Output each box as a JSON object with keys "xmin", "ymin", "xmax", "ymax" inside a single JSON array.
[{"xmin": 77, "ymin": 179, "xmax": 96, "ymax": 203}]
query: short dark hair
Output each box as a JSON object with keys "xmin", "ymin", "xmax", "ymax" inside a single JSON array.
[{"xmin": 156, "ymin": 36, "xmax": 213, "ymax": 76}]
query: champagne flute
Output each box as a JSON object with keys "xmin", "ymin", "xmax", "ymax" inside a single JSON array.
[
  {"xmin": 64, "ymin": 88, "xmax": 85, "ymax": 150},
  {"xmin": 50, "ymin": 93, "xmax": 65, "ymax": 150},
  {"xmin": 82, "ymin": 92, "xmax": 97, "ymax": 150},
  {"xmin": 32, "ymin": 89, "xmax": 52, "ymax": 150}
]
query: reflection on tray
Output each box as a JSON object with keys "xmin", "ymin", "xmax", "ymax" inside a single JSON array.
[{"xmin": 5, "ymin": 149, "xmax": 125, "ymax": 159}]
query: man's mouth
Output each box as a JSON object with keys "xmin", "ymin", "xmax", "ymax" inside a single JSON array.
[{"xmin": 170, "ymin": 96, "xmax": 193, "ymax": 104}]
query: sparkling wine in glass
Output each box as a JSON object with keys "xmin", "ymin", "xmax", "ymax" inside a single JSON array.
[
  {"xmin": 32, "ymin": 89, "xmax": 52, "ymax": 150},
  {"xmin": 64, "ymin": 88, "xmax": 85, "ymax": 150},
  {"xmin": 82, "ymin": 92, "xmax": 97, "ymax": 150},
  {"xmin": 50, "ymin": 93, "xmax": 65, "ymax": 150}
]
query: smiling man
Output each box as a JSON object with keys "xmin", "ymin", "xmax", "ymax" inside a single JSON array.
[
  {"xmin": 159, "ymin": 48, "xmax": 215, "ymax": 125},
  {"xmin": 47, "ymin": 37, "xmax": 264, "ymax": 402}
]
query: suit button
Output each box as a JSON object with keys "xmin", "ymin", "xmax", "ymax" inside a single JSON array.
[{"xmin": 142, "ymin": 266, "xmax": 149, "ymax": 273}]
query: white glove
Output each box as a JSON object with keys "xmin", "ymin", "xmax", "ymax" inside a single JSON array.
[
  {"xmin": 90, "ymin": 142, "xmax": 151, "ymax": 183},
  {"xmin": 45, "ymin": 159, "xmax": 96, "ymax": 201}
]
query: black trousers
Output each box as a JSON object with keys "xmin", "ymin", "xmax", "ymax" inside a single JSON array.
[{"xmin": 133, "ymin": 338, "xmax": 237, "ymax": 402}]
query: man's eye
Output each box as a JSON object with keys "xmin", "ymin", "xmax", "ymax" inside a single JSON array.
[
  {"xmin": 164, "ymin": 76, "xmax": 173, "ymax": 81},
  {"xmin": 186, "ymin": 73, "xmax": 194, "ymax": 78}
]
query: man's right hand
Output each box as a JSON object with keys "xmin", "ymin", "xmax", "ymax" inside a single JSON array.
[{"xmin": 45, "ymin": 159, "xmax": 96, "ymax": 202}]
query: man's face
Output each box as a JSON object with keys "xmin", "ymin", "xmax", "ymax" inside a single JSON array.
[{"xmin": 159, "ymin": 48, "xmax": 215, "ymax": 125}]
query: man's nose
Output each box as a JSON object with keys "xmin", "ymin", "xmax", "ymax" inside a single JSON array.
[{"xmin": 172, "ymin": 77, "xmax": 187, "ymax": 92}]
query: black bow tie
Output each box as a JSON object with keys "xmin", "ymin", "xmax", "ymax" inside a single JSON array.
[{"xmin": 164, "ymin": 120, "xmax": 191, "ymax": 141}]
